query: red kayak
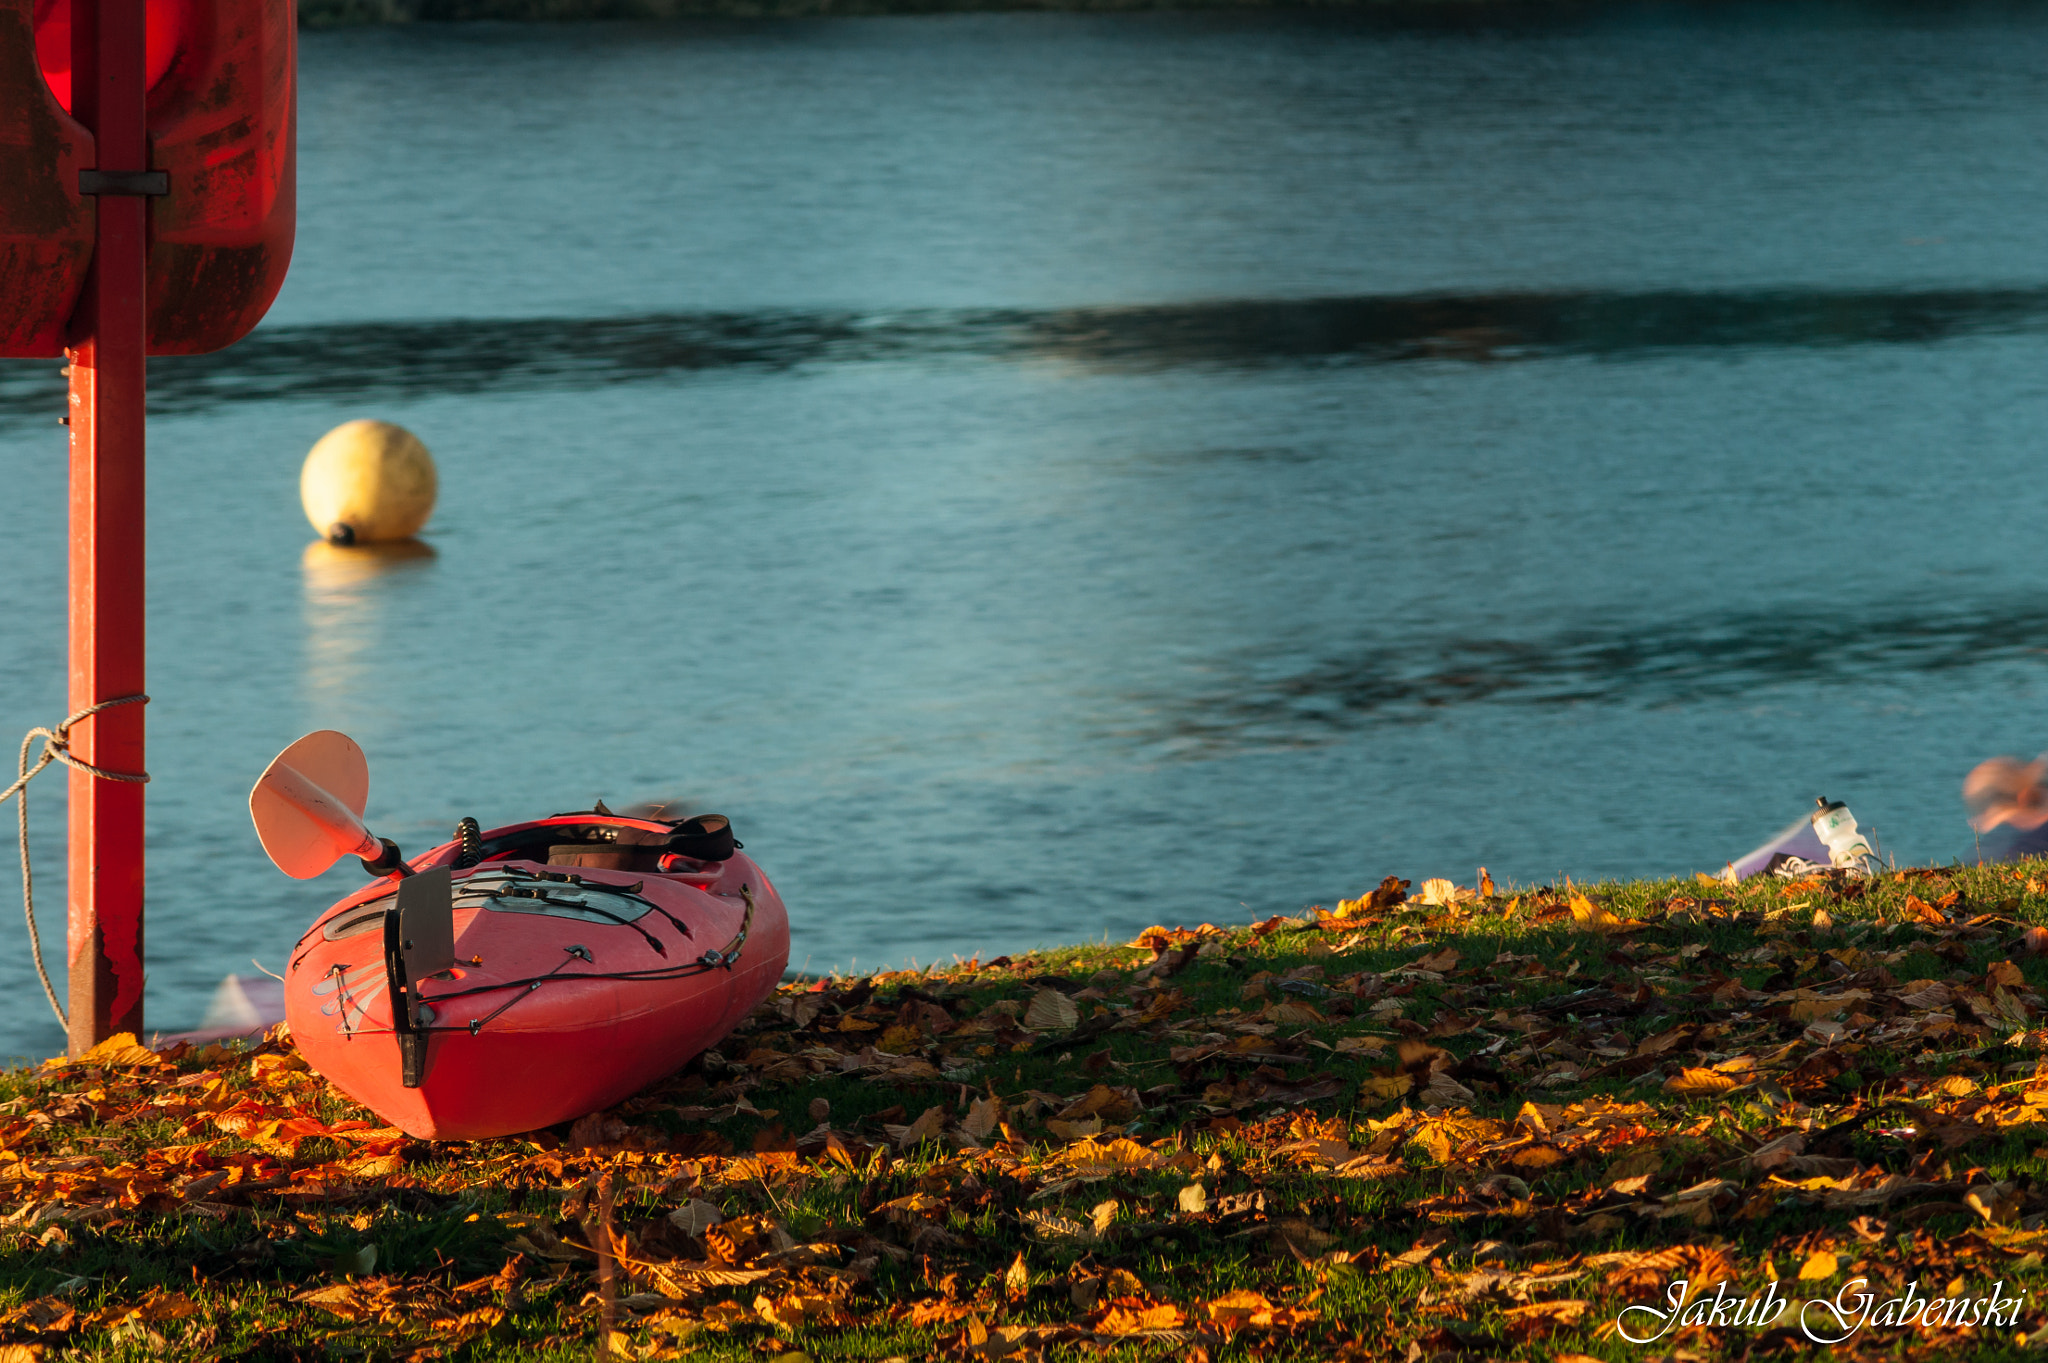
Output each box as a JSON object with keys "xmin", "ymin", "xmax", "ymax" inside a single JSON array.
[{"xmin": 252, "ymin": 732, "xmax": 788, "ymax": 1141}]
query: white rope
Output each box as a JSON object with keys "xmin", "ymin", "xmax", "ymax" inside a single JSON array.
[{"xmin": 5, "ymin": 694, "xmax": 150, "ymax": 1030}]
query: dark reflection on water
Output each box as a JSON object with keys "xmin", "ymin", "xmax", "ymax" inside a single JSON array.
[
  {"xmin": 1142, "ymin": 599, "xmax": 2048, "ymax": 753},
  {"xmin": 7, "ymin": 284, "xmax": 2048, "ymax": 419}
]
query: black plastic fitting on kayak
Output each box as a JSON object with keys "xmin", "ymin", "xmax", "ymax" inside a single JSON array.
[
  {"xmin": 360, "ymin": 837, "xmax": 414, "ymax": 879},
  {"xmin": 454, "ymin": 817, "xmax": 483, "ymax": 868},
  {"xmin": 665, "ymin": 814, "xmax": 739, "ymax": 862}
]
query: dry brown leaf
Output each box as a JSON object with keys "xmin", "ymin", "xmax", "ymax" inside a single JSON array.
[
  {"xmin": 1664, "ymin": 1068, "xmax": 1739, "ymax": 1097},
  {"xmin": 1096, "ymin": 1300, "xmax": 1186, "ymax": 1334},
  {"xmin": 1745, "ymin": 1134, "xmax": 1804, "ymax": 1173},
  {"xmin": 875, "ymin": 1191, "xmax": 947, "ymax": 1221},
  {"xmin": 333, "ymin": 1151, "xmax": 405, "ymax": 1180},
  {"xmin": 1021, "ymin": 1209, "xmax": 1095, "ymax": 1245},
  {"xmin": 1902, "ymin": 894, "xmax": 1947, "ymax": 925},
  {"xmin": 1204, "ymin": 1289, "xmax": 1317, "ymax": 1329},
  {"xmin": 884, "ymin": 1105, "xmax": 947, "ymax": 1150},
  {"xmin": 1967, "ymin": 1182, "xmax": 2021, "ymax": 1225},
  {"xmin": 1502, "ymin": 1300, "xmax": 1589, "ymax": 1322},
  {"xmin": 1023, "ymin": 989, "xmax": 1080, "ymax": 1032},
  {"xmin": 754, "ymin": 1292, "xmax": 854, "ymax": 1328},
  {"xmin": 960, "ymin": 1096, "xmax": 1002, "ymax": 1142},
  {"xmin": 957, "ymin": 1318, "xmax": 1033, "ymax": 1360},
  {"xmin": 668, "ymin": 1200, "xmax": 724, "ymax": 1237},
  {"xmin": 1049, "ymin": 1138, "xmax": 1163, "ymax": 1174},
  {"xmin": 1510, "ymin": 1144, "xmax": 1565, "ymax": 1170},
  {"xmin": 1634, "ymin": 1027, "xmax": 1693, "ymax": 1057},
  {"xmin": 876, "ymin": 1024, "xmax": 924, "ymax": 1055},
  {"xmin": 1044, "ymin": 1116, "xmax": 1103, "ymax": 1141},
  {"xmin": 1422, "ymin": 1072, "xmax": 1476, "ymax": 1105},
  {"xmin": 661, "ymin": 1265, "xmax": 775, "ymax": 1287},
  {"xmin": 1359, "ymin": 1073, "xmax": 1414, "ymax": 1101}
]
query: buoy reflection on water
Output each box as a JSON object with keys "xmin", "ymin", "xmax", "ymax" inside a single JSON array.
[{"xmin": 301, "ymin": 538, "xmax": 436, "ymax": 718}]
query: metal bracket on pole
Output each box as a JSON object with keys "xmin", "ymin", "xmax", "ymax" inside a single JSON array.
[{"xmin": 77, "ymin": 170, "xmax": 167, "ymax": 196}]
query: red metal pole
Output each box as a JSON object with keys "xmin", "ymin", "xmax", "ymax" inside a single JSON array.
[{"xmin": 64, "ymin": 0, "xmax": 148, "ymax": 1054}]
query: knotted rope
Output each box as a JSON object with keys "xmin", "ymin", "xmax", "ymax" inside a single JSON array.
[{"xmin": 3, "ymin": 695, "xmax": 150, "ymax": 1029}]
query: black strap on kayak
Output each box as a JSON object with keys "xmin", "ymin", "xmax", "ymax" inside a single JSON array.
[
  {"xmin": 470, "ymin": 812, "xmax": 740, "ymax": 865},
  {"xmin": 666, "ymin": 814, "xmax": 740, "ymax": 863}
]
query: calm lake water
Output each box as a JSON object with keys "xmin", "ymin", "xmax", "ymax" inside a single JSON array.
[{"xmin": 5, "ymin": 1, "xmax": 2048, "ymax": 1056}]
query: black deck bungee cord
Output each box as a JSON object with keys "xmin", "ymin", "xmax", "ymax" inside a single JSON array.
[{"xmin": 330, "ymin": 885, "xmax": 756, "ymax": 1038}]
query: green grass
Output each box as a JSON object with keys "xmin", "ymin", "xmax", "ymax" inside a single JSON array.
[{"xmin": 7, "ymin": 861, "xmax": 2048, "ymax": 1358}]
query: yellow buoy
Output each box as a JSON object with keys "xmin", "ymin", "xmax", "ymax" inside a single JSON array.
[{"xmin": 300, "ymin": 419, "xmax": 437, "ymax": 544}]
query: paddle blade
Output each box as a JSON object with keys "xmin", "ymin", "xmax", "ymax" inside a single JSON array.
[{"xmin": 250, "ymin": 730, "xmax": 381, "ymax": 878}]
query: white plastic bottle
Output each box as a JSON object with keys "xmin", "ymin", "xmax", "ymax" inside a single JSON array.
[{"xmin": 1811, "ymin": 798, "xmax": 1877, "ymax": 874}]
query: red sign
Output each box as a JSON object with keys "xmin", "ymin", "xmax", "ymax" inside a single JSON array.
[{"xmin": 0, "ymin": 0, "xmax": 294, "ymax": 356}]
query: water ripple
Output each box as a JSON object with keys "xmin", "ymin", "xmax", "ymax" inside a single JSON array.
[
  {"xmin": 1131, "ymin": 598, "xmax": 2048, "ymax": 754},
  {"xmin": 4, "ymin": 284, "xmax": 2048, "ymax": 420}
]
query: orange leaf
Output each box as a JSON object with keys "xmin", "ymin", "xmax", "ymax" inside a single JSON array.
[
  {"xmin": 1206, "ymin": 1290, "xmax": 1271, "ymax": 1320},
  {"xmin": 46, "ymin": 1033, "xmax": 162, "ymax": 1070},
  {"xmin": 754, "ymin": 1292, "xmax": 854, "ymax": 1328},
  {"xmin": 333, "ymin": 1151, "xmax": 406, "ymax": 1180},
  {"xmin": 907, "ymin": 1297, "xmax": 974, "ymax": 1327},
  {"xmin": 1569, "ymin": 893, "xmax": 1622, "ymax": 933},
  {"xmin": 1902, "ymin": 894, "xmax": 1946, "ymax": 925},
  {"xmin": 1663, "ymin": 1068, "xmax": 1739, "ymax": 1097},
  {"xmin": 1096, "ymin": 1299, "xmax": 1185, "ymax": 1334},
  {"xmin": 1048, "ymin": 1138, "xmax": 1163, "ymax": 1174},
  {"xmin": 1358, "ymin": 1072, "xmax": 1414, "ymax": 1101},
  {"xmin": 1799, "ymin": 1250, "xmax": 1838, "ymax": 1280},
  {"xmin": 1205, "ymin": 1289, "xmax": 1317, "ymax": 1329},
  {"xmin": 876, "ymin": 1024, "xmax": 924, "ymax": 1055}
]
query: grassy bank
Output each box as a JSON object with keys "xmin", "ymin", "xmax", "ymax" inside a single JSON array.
[{"xmin": 7, "ymin": 862, "xmax": 2048, "ymax": 1358}]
